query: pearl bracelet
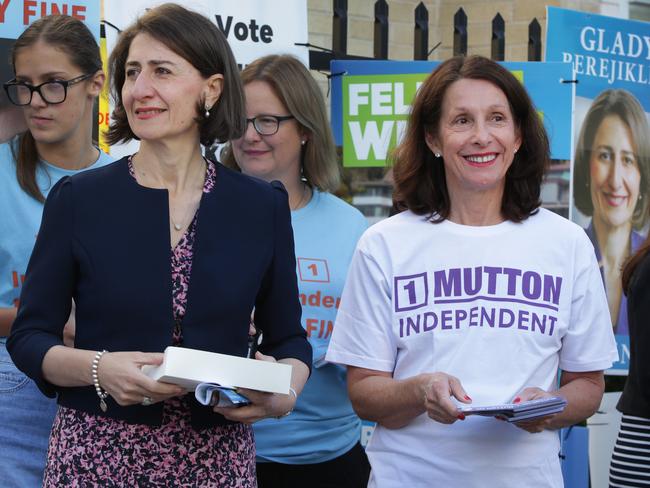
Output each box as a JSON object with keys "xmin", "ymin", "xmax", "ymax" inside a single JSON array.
[
  {"xmin": 276, "ymin": 387, "xmax": 297, "ymax": 419},
  {"xmin": 92, "ymin": 350, "xmax": 109, "ymax": 412}
]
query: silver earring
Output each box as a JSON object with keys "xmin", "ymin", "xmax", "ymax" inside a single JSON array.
[
  {"xmin": 301, "ymin": 140, "xmax": 306, "ymax": 146},
  {"xmin": 204, "ymin": 105, "xmax": 211, "ymax": 118},
  {"xmin": 434, "ymin": 152, "xmax": 441, "ymax": 158}
]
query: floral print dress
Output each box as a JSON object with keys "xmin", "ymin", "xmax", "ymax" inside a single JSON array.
[{"xmin": 43, "ymin": 158, "xmax": 256, "ymax": 487}]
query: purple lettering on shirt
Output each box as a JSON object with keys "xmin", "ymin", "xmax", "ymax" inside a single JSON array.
[{"xmin": 434, "ymin": 268, "xmax": 461, "ymax": 297}]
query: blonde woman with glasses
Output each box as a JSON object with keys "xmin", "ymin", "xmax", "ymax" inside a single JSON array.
[{"xmin": 224, "ymin": 54, "xmax": 370, "ymax": 488}]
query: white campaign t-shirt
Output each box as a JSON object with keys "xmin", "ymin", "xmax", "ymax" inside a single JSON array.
[{"xmin": 326, "ymin": 208, "xmax": 618, "ymax": 488}]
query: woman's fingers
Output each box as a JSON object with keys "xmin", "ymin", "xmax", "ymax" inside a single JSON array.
[
  {"xmin": 424, "ymin": 373, "xmax": 468, "ymax": 423},
  {"xmin": 96, "ymin": 351, "xmax": 184, "ymax": 406},
  {"xmin": 449, "ymin": 376, "xmax": 472, "ymax": 404},
  {"xmin": 513, "ymin": 414, "xmax": 555, "ymax": 433},
  {"xmin": 513, "ymin": 386, "xmax": 551, "ymax": 403},
  {"xmin": 254, "ymin": 351, "xmax": 277, "ymax": 362},
  {"xmin": 213, "ymin": 387, "xmax": 294, "ymax": 424},
  {"xmin": 213, "ymin": 392, "xmax": 271, "ymax": 423},
  {"xmin": 132, "ymin": 352, "xmax": 165, "ymax": 367}
]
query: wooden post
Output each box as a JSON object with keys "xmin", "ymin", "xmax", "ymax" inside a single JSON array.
[
  {"xmin": 374, "ymin": 0, "xmax": 389, "ymax": 59},
  {"xmin": 453, "ymin": 8, "xmax": 467, "ymax": 56},
  {"xmin": 414, "ymin": 2, "xmax": 429, "ymax": 60},
  {"xmin": 528, "ymin": 18, "xmax": 542, "ymax": 61},
  {"xmin": 333, "ymin": 0, "xmax": 348, "ymax": 55},
  {"xmin": 491, "ymin": 13, "xmax": 505, "ymax": 61}
]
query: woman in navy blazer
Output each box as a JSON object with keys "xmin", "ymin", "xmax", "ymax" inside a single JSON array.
[{"xmin": 8, "ymin": 4, "xmax": 310, "ymax": 486}]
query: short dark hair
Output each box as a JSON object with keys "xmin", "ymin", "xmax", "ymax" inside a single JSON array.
[
  {"xmin": 392, "ymin": 55, "xmax": 549, "ymax": 223},
  {"xmin": 573, "ymin": 89, "xmax": 650, "ymax": 229},
  {"xmin": 106, "ymin": 3, "xmax": 245, "ymax": 146}
]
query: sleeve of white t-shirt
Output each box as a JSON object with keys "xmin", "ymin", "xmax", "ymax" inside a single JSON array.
[
  {"xmin": 559, "ymin": 231, "xmax": 618, "ymax": 372},
  {"xmin": 326, "ymin": 240, "xmax": 396, "ymax": 373}
]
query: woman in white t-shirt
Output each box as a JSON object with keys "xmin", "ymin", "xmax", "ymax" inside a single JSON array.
[{"xmin": 326, "ymin": 55, "xmax": 618, "ymax": 487}]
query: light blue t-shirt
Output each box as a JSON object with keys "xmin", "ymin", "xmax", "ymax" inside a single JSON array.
[
  {"xmin": 0, "ymin": 139, "xmax": 114, "ymax": 314},
  {"xmin": 0, "ymin": 139, "xmax": 113, "ymax": 487},
  {"xmin": 254, "ymin": 189, "xmax": 368, "ymax": 464}
]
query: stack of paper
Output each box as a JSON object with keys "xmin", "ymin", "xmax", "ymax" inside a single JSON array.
[
  {"xmin": 458, "ymin": 397, "xmax": 568, "ymax": 422},
  {"xmin": 142, "ymin": 346, "xmax": 292, "ymax": 395}
]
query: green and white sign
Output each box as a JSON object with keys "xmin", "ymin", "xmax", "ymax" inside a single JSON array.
[{"xmin": 343, "ymin": 73, "xmax": 423, "ymax": 167}]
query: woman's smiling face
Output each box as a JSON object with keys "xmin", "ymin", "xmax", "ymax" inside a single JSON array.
[
  {"xmin": 121, "ymin": 33, "xmax": 220, "ymax": 145},
  {"xmin": 425, "ymin": 78, "xmax": 521, "ymax": 202},
  {"xmin": 589, "ymin": 114, "xmax": 641, "ymax": 230}
]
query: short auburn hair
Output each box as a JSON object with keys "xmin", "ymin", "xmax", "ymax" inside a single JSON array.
[
  {"xmin": 392, "ymin": 55, "xmax": 549, "ymax": 223},
  {"xmin": 106, "ymin": 3, "xmax": 245, "ymax": 146}
]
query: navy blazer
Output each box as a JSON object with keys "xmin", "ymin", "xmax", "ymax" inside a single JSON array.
[{"xmin": 8, "ymin": 157, "xmax": 311, "ymax": 429}]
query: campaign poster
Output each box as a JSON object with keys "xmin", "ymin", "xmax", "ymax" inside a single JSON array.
[
  {"xmin": 0, "ymin": 0, "xmax": 101, "ymax": 139},
  {"xmin": 330, "ymin": 60, "xmax": 574, "ymax": 168},
  {"xmin": 546, "ymin": 6, "xmax": 650, "ymax": 373},
  {"xmin": 102, "ymin": 0, "xmax": 309, "ymax": 159}
]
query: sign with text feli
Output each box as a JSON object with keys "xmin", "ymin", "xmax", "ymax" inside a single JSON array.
[{"xmin": 331, "ymin": 60, "xmax": 574, "ymax": 167}]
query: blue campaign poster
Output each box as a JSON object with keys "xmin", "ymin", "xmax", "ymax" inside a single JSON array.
[
  {"xmin": 547, "ymin": 6, "xmax": 650, "ymax": 110},
  {"xmin": 330, "ymin": 59, "xmax": 574, "ymax": 167},
  {"xmin": 547, "ymin": 7, "xmax": 650, "ymax": 373}
]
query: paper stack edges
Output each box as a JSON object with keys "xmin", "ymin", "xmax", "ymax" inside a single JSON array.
[
  {"xmin": 143, "ymin": 346, "xmax": 292, "ymax": 395},
  {"xmin": 459, "ymin": 396, "xmax": 568, "ymax": 422}
]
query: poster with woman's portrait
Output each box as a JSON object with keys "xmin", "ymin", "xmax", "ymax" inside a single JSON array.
[{"xmin": 547, "ymin": 7, "xmax": 650, "ymax": 374}]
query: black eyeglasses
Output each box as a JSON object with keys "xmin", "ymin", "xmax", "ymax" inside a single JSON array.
[
  {"xmin": 245, "ymin": 115, "xmax": 295, "ymax": 136},
  {"xmin": 3, "ymin": 73, "xmax": 94, "ymax": 106}
]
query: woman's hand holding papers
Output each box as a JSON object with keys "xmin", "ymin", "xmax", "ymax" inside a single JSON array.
[
  {"xmin": 213, "ymin": 351, "xmax": 298, "ymax": 424},
  {"xmin": 97, "ymin": 352, "xmax": 186, "ymax": 406},
  {"xmin": 510, "ymin": 387, "xmax": 557, "ymax": 433},
  {"xmin": 423, "ymin": 372, "xmax": 472, "ymax": 424}
]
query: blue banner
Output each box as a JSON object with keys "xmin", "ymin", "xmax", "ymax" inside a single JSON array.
[
  {"xmin": 547, "ymin": 6, "xmax": 650, "ymax": 111},
  {"xmin": 330, "ymin": 59, "xmax": 574, "ymax": 167},
  {"xmin": 546, "ymin": 7, "xmax": 650, "ymax": 374}
]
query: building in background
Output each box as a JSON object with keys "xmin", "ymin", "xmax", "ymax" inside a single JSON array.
[{"xmin": 305, "ymin": 0, "xmax": 650, "ymax": 224}]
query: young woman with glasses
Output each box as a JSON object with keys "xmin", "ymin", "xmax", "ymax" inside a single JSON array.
[
  {"xmin": 224, "ymin": 54, "xmax": 370, "ymax": 488},
  {"xmin": 0, "ymin": 15, "xmax": 112, "ymax": 487}
]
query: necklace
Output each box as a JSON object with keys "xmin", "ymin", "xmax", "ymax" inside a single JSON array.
[
  {"xmin": 290, "ymin": 183, "xmax": 309, "ymax": 211},
  {"xmin": 130, "ymin": 154, "xmax": 207, "ymax": 233},
  {"xmin": 170, "ymin": 192, "xmax": 202, "ymax": 232},
  {"xmin": 169, "ymin": 160, "xmax": 207, "ymax": 232}
]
